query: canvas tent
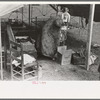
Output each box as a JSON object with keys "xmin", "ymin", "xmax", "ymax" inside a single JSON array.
[{"xmin": 0, "ymin": 4, "xmax": 24, "ymax": 80}]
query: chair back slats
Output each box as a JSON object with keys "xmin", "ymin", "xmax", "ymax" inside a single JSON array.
[
  {"xmin": 10, "ymin": 40, "xmax": 21, "ymax": 48},
  {"xmin": 7, "ymin": 25, "xmax": 16, "ymax": 42},
  {"xmin": 9, "ymin": 39, "xmax": 23, "ymax": 67}
]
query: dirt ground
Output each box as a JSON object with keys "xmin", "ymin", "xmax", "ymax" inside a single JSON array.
[
  {"xmin": 38, "ymin": 59, "xmax": 99, "ymax": 81},
  {"xmin": 2, "ymin": 58, "xmax": 99, "ymax": 81}
]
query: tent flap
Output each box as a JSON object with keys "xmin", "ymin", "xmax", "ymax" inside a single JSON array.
[{"xmin": 0, "ymin": 4, "xmax": 23, "ymax": 17}]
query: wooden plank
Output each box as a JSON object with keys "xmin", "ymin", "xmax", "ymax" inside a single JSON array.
[
  {"xmin": 13, "ymin": 70, "xmax": 22, "ymax": 75},
  {"xmin": 7, "ymin": 25, "xmax": 16, "ymax": 42},
  {"xmin": 10, "ymin": 40, "xmax": 21, "ymax": 47},
  {"xmin": 12, "ymin": 76, "xmax": 21, "ymax": 81},
  {"xmin": 24, "ymin": 70, "xmax": 35, "ymax": 75},
  {"xmin": 29, "ymin": 4, "xmax": 31, "ymax": 26},
  {"xmin": 86, "ymin": 4, "xmax": 95, "ymax": 70},
  {"xmin": 10, "ymin": 48, "xmax": 18, "ymax": 53},
  {"xmin": 22, "ymin": 7, "xmax": 23, "ymax": 23},
  {"xmin": 24, "ymin": 76, "xmax": 38, "ymax": 81},
  {"xmin": 10, "ymin": 49, "xmax": 13, "ymax": 80},
  {"xmin": 4, "ymin": 32, "xmax": 7, "ymax": 69},
  {"xmin": 17, "ymin": 65, "xmax": 21, "ymax": 69},
  {"xmin": 21, "ymin": 44, "xmax": 24, "ymax": 80},
  {"xmin": 0, "ymin": 18, "xmax": 3, "ymax": 80},
  {"xmin": 49, "ymin": 4, "xmax": 57, "ymax": 12}
]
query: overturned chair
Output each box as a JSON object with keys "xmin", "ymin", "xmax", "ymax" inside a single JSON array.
[{"xmin": 7, "ymin": 24, "xmax": 39, "ymax": 81}]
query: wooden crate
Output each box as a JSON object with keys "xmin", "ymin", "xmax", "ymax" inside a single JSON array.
[{"xmin": 57, "ymin": 49, "xmax": 72, "ymax": 65}]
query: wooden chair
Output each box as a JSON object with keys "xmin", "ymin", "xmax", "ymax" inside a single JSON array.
[
  {"xmin": 7, "ymin": 24, "xmax": 37, "ymax": 58},
  {"xmin": 9, "ymin": 40, "xmax": 39, "ymax": 80},
  {"xmin": 7, "ymin": 24, "xmax": 39, "ymax": 80}
]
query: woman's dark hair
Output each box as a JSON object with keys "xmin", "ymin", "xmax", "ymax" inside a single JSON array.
[
  {"xmin": 62, "ymin": 7, "xmax": 65, "ymax": 13},
  {"xmin": 62, "ymin": 7, "xmax": 69, "ymax": 13}
]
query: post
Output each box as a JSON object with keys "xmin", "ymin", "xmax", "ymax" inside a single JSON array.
[
  {"xmin": 35, "ymin": 17, "xmax": 37, "ymax": 31},
  {"xmin": 4, "ymin": 31, "xmax": 7, "ymax": 70},
  {"xmin": 31, "ymin": 5, "xmax": 33, "ymax": 26},
  {"xmin": 22, "ymin": 7, "xmax": 23, "ymax": 23},
  {"xmin": 86, "ymin": 4, "xmax": 95, "ymax": 70},
  {"xmin": 0, "ymin": 18, "xmax": 3, "ymax": 80},
  {"xmin": 29, "ymin": 4, "xmax": 31, "ymax": 26}
]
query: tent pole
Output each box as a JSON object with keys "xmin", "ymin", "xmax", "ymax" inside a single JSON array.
[
  {"xmin": 0, "ymin": 18, "xmax": 3, "ymax": 80},
  {"xmin": 29, "ymin": 4, "xmax": 31, "ymax": 26},
  {"xmin": 22, "ymin": 7, "xmax": 23, "ymax": 23},
  {"xmin": 86, "ymin": 4, "xmax": 95, "ymax": 70}
]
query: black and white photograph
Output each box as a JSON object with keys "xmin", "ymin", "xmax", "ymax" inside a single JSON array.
[
  {"xmin": 0, "ymin": 1, "xmax": 100, "ymax": 99},
  {"xmin": 0, "ymin": 2, "xmax": 100, "ymax": 81}
]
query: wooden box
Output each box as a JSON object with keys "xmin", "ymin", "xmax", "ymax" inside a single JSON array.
[{"xmin": 57, "ymin": 49, "xmax": 72, "ymax": 65}]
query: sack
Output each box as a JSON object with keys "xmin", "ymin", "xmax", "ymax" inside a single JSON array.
[{"xmin": 89, "ymin": 54, "xmax": 97, "ymax": 65}]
